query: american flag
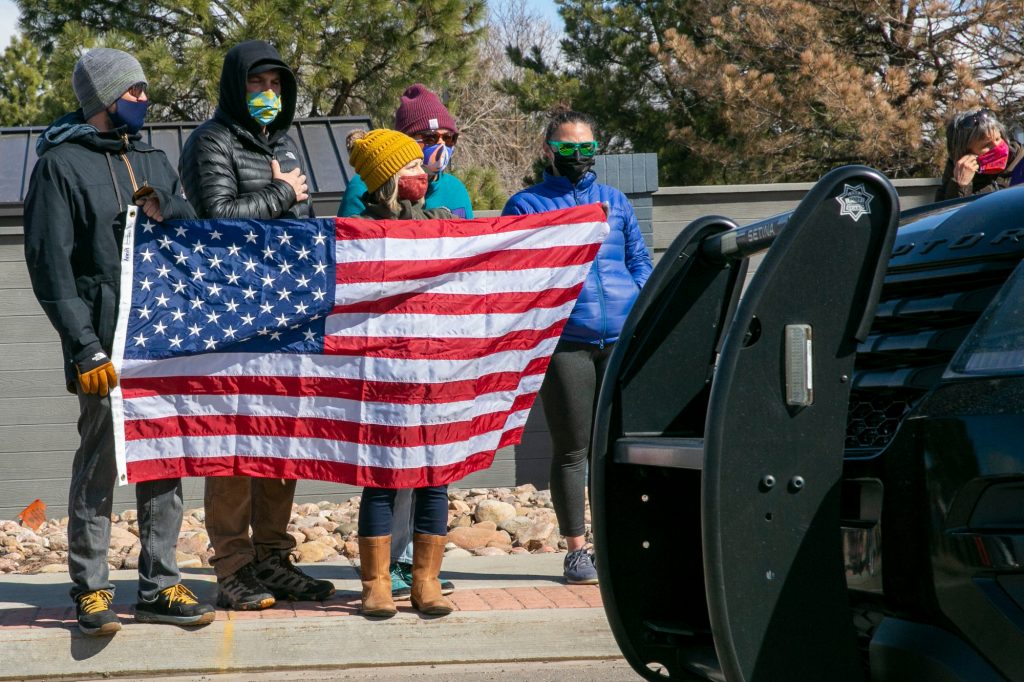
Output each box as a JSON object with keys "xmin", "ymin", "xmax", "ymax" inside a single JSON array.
[{"xmin": 110, "ymin": 204, "xmax": 609, "ymax": 488}]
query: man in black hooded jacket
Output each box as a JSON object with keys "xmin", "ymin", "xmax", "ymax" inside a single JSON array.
[
  {"xmin": 24, "ymin": 47, "xmax": 214, "ymax": 636},
  {"xmin": 179, "ymin": 40, "xmax": 333, "ymax": 610},
  {"xmin": 179, "ymin": 40, "xmax": 312, "ymax": 219}
]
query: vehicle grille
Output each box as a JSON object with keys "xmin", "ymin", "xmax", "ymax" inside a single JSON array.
[
  {"xmin": 846, "ymin": 392, "xmax": 916, "ymax": 450},
  {"xmin": 846, "ymin": 268, "xmax": 1015, "ymax": 454}
]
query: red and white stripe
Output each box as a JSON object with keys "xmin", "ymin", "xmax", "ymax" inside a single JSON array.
[{"xmin": 116, "ymin": 204, "xmax": 609, "ymax": 487}]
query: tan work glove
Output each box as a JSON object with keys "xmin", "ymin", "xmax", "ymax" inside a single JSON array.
[{"xmin": 77, "ymin": 350, "xmax": 119, "ymax": 397}]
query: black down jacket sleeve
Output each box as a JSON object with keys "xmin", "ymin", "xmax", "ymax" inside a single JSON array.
[
  {"xmin": 179, "ymin": 124, "xmax": 297, "ymax": 219},
  {"xmin": 148, "ymin": 153, "xmax": 197, "ymax": 221}
]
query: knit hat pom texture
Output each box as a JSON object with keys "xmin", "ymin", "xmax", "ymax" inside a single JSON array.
[{"xmin": 347, "ymin": 129, "xmax": 423, "ymax": 193}]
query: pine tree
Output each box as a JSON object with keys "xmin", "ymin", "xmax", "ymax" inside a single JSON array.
[
  {"xmin": 14, "ymin": 0, "xmax": 485, "ymax": 124},
  {"xmin": 507, "ymin": 0, "xmax": 1024, "ymax": 184},
  {"xmin": 0, "ymin": 35, "xmax": 49, "ymax": 126}
]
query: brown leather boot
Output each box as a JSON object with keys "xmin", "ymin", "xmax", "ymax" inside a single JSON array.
[
  {"xmin": 411, "ymin": 533, "xmax": 454, "ymax": 616},
  {"xmin": 358, "ymin": 535, "xmax": 397, "ymax": 618}
]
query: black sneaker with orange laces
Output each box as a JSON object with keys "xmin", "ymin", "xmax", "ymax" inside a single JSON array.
[
  {"xmin": 135, "ymin": 584, "xmax": 215, "ymax": 626},
  {"xmin": 75, "ymin": 589, "xmax": 122, "ymax": 636}
]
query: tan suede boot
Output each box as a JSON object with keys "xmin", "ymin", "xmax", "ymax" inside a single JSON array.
[
  {"xmin": 358, "ymin": 535, "xmax": 397, "ymax": 618},
  {"xmin": 411, "ymin": 533, "xmax": 454, "ymax": 616}
]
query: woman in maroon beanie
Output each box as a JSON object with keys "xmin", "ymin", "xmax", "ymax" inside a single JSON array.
[{"xmin": 338, "ymin": 84, "xmax": 473, "ymax": 219}]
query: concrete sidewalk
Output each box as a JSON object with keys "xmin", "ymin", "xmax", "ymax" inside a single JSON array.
[{"xmin": 0, "ymin": 554, "xmax": 624, "ymax": 680}]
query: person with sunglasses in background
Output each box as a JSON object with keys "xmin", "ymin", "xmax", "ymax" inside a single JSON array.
[
  {"xmin": 936, "ymin": 106, "xmax": 1024, "ymax": 201},
  {"xmin": 501, "ymin": 110, "xmax": 652, "ymax": 586},
  {"xmin": 338, "ymin": 84, "xmax": 473, "ymax": 219}
]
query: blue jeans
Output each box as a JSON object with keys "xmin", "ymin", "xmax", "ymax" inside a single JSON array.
[
  {"xmin": 68, "ymin": 390, "xmax": 183, "ymax": 602},
  {"xmin": 358, "ymin": 485, "xmax": 448, "ymax": 538}
]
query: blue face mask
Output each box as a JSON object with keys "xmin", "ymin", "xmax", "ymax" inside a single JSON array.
[
  {"xmin": 247, "ymin": 89, "xmax": 282, "ymax": 125},
  {"xmin": 422, "ymin": 143, "xmax": 452, "ymax": 174},
  {"xmin": 108, "ymin": 97, "xmax": 149, "ymax": 134}
]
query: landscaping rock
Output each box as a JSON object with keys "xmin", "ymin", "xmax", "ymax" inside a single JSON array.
[
  {"xmin": 0, "ymin": 487, "xmax": 590, "ymax": 573},
  {"xmin": 474, "ymin": 500, "xmax": 516, "ymax": 526}
]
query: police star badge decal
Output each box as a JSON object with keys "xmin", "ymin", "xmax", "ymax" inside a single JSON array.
[{"xmin": 835, "ymin": 183, "xmax": 874, "ymax": 222}]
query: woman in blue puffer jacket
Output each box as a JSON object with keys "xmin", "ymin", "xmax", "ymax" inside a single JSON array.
[{"xmin": 502, "ymin": 110, "xmax": 652, "ymax": 586}]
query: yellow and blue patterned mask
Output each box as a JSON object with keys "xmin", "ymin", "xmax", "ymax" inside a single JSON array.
[{"xmin": 247, "ymin": 89, "xmax": 281, "ymax": 125}]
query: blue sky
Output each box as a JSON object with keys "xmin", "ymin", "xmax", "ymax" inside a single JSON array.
[
  {"xmin": 0, "ymin": 1, "xmax": 16, "ymax": 48},
  {"xmin": 526, "ymin": 0, "xmax": 562, "ymax": 28},
  {"xmin": 0, "ymin": 1, "xmax": 562, "ymax": 49}
]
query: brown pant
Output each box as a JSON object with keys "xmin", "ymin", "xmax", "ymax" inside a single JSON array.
[{"xmin": 204, "ymin": 476, "xmax": 297, "ymax": 579}]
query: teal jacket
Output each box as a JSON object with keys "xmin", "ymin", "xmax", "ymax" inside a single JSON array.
[{"xmin": 338, "ymin": 172, "xmax": 474, "ymax": 218}]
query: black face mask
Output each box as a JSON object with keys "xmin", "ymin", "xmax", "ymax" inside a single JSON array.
[{"xmin": 551, "ymin": 153, "xmax": 595, "ymax": 185}]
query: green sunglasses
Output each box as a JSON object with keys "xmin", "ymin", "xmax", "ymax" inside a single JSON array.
[{"xmin": 547, "ymin": 140, "xmax": 599, "ymax": 157}]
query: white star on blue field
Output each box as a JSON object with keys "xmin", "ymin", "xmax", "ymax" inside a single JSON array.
[{"xmin": 123, "ymin": 218, "xmax": 337, "ymax": 360}]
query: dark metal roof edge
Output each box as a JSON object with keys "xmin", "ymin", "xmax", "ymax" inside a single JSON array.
[{"xmin": 0, "ymin": 115, "xmax": 372, "ymax": 136}]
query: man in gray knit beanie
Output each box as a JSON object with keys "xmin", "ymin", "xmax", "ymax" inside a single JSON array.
[
  {"xmin": 23, "ymin": 45, "xmax": 215, "ymax": 637},
  {"xmin": 72, "ymin": 48, "xmax": 147, "ymax": 121}
]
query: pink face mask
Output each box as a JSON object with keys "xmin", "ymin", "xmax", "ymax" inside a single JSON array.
[{"xmin": 978, "ymin": 140, "xmax": 1010, "ymax": 174}]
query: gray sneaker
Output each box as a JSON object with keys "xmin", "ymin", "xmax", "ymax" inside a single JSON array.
[
  {"xmin": 563, "ymin": 548, "xmax": 598, "ymax": 585},
  {"xmin": 216, "ymin": 562, "xmax": 275, "ymax": 610},
  {"xmin": 254, "ymin": 552, "xmax": 336, "ymax": 601}
]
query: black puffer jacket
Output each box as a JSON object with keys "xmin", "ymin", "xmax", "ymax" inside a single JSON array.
[
  {"xmin": 179, "ymin": 40, "xmax": 313, "ymax": 219},
  {"xmin": 24, "ymin": 111, "xmax": 196, "ymax": 391}
]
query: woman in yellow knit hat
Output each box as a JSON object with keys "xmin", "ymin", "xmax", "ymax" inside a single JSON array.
[
  {"xmin": 346, "ymin": 129, "xmax": 454, "ymax": 619},
  {"xmin": 346, "ymin": 128, "xmax": 454, "ymax": 221}
]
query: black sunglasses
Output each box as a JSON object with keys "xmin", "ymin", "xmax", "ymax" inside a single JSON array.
[
  {"xmin": 957, "ymin": 108, "xmax": 995, "ymax": 130},
  {"xmin": 126, "ymin": 82, "xmax": 147, "ymax": 98}
]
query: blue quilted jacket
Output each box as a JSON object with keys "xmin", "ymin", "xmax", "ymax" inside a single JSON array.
[{"xmin": 502, "ymin": 170, "xmax": 652, "ymax": 346}]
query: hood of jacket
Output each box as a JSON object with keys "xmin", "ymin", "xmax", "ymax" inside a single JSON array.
[
  {"xmin": 216, "ymin": 40, "xmax": 297, "ymax": 141},
  {"xmin": 1003, "ymin": 139, "xmax": 1024, "ymax": 176},
  {"xmin": 36, "ymin": 110, "xmax": 139, "ymax": 156}
]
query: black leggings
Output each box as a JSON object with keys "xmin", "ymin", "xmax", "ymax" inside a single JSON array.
[
  {"xmin": 540, "ymin": 339, "xmax": 613, "ymax": 538},
  {"xmin": 358, "ymin": 485, "xmax": 449, "ymax": 537}
]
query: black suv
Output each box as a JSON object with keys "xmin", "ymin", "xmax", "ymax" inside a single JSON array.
[{"xmin": 592, "ymin": 166, "xmax": 1024, "ymax": 681}]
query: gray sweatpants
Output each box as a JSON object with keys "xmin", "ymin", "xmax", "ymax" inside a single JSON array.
[
  {"xmin": 68, "ymin": 389, "xmax": 184, "ymax": 602},
  {"xmin": 390, "ymin": 489, "xmax": 415, "ymax": 564}
]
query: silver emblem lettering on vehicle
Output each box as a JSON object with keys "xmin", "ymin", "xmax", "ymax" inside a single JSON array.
[{"xmin": 835, "ymin": 183, "xmax": 874, "ymax": 223}]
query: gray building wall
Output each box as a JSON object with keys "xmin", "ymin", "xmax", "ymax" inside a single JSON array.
[
  {"xmin": 650, "ymin": 178, "xmax": 941, "ymax": 259},
  {"xmin": 593, "ymin": 153, "xmax": 658, "ymax": 251},
  {"xmin": 0, "ymin": 157, "xmax": 940, "ymax": 517}
]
